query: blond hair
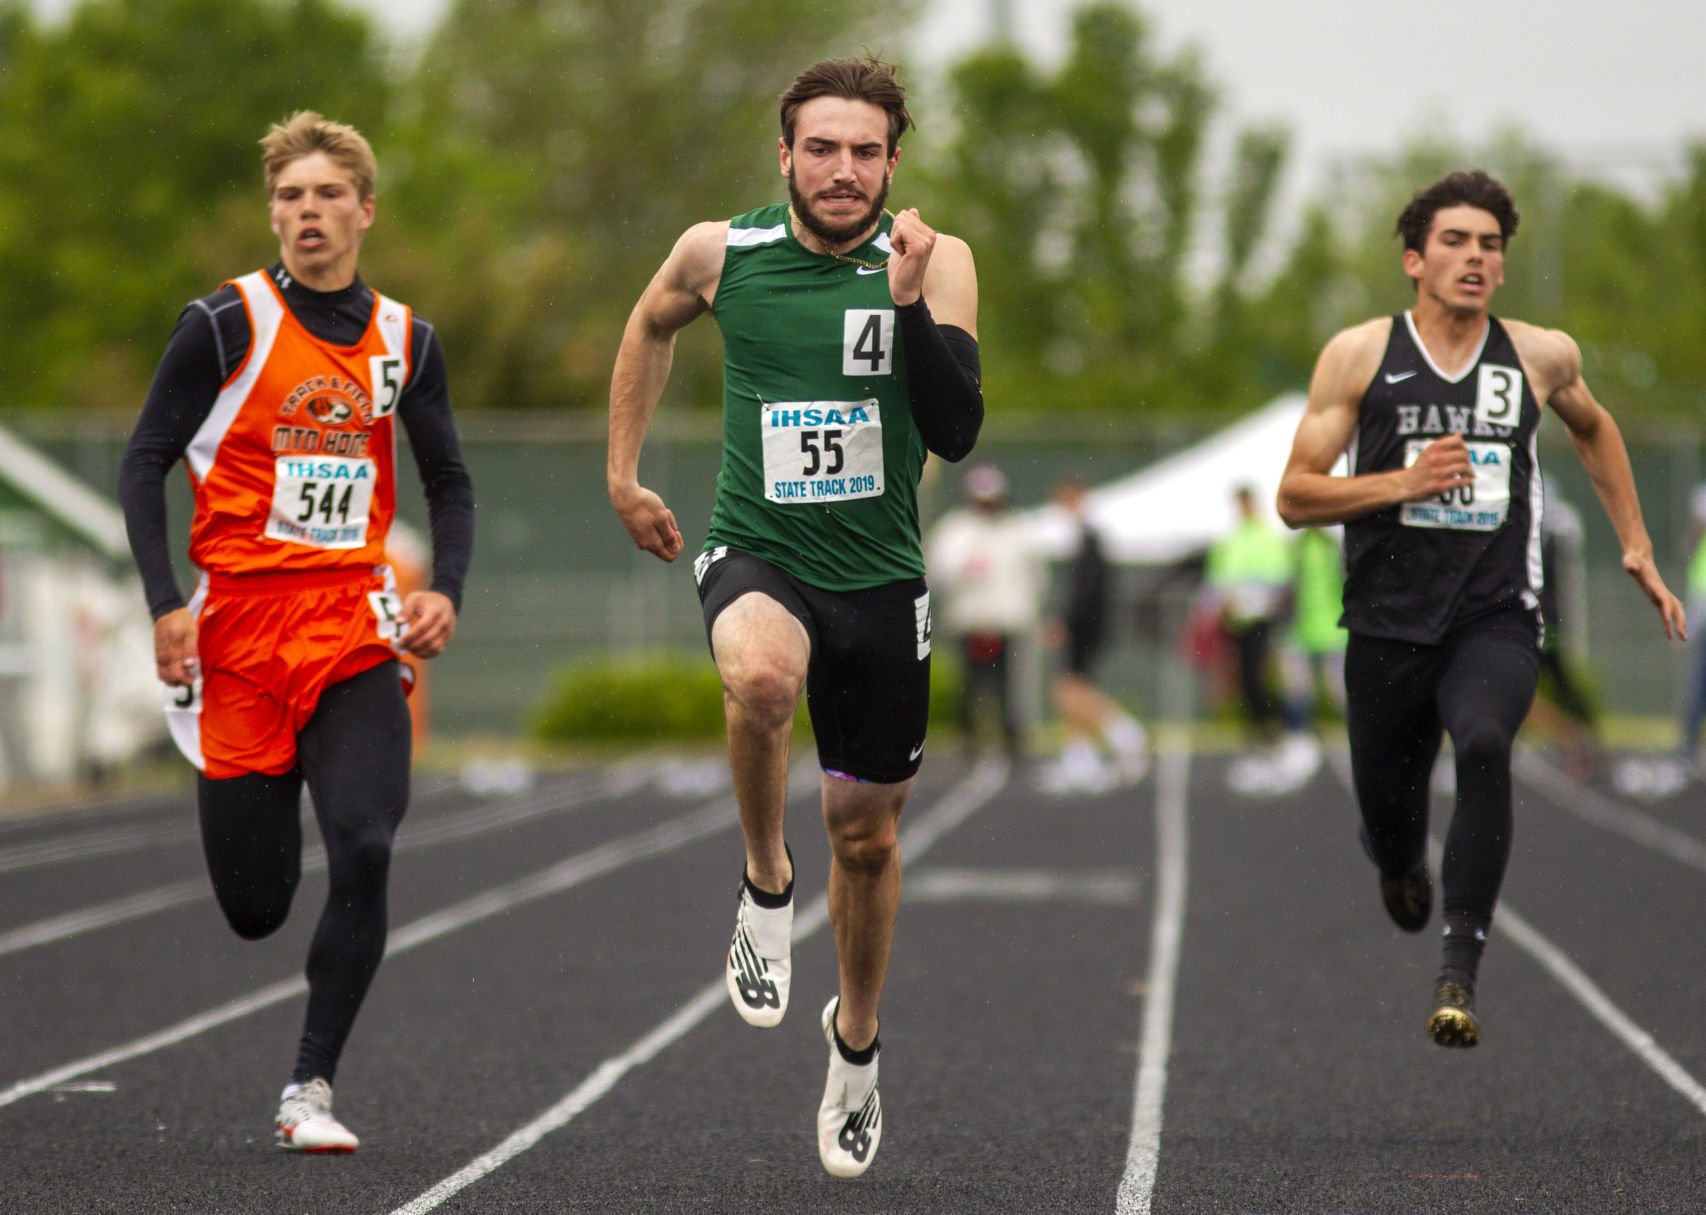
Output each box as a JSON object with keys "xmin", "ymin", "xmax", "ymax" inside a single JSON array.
[{"xmin": 260, "ymin": 111, "xmax": 378, "ymax": 199}]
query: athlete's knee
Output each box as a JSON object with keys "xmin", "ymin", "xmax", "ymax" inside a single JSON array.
[
  {"xmin": 326, "ymin": 826, "xmax": 397, "ymax": 889},
  {"xmin": 721, "ymin": 656, "xmax": 805, "ymax": 731},
  {"xmin": 1453, "ymin": 717, "xmax": 1517, "ymax": 771},
  {"xmin": 217, "ymin": 883, "xmax": 296, "ymax": 940},
  {"xmin": 825, "ymin": 802, "xmax": 902, "ymax": 877},
  {"xmin": 831, "ymin": 824, "xmax": 899, "ymax": 878}
]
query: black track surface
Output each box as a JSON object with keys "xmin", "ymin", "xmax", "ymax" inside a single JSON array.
[{"xmin": 2, "ymin": 746, "xmax": 1703, "ymax": 1213}]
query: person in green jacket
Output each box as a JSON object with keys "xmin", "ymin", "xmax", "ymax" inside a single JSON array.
[
  {"xmin": 1282, "ymin": 526, "xmax": 1349, "ymax": 724},
  {"xmin": 1206, "ymin": 484, "xmax": 1325, "ymax": 794},
  {"xmin": 1205, "ymin": 483, "xmax": 1295, "ymax": 742}
]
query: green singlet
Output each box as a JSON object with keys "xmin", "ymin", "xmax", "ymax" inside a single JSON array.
[{"xmin": 705, "ymin": 203, "xmax": 927, "ymax": 591}]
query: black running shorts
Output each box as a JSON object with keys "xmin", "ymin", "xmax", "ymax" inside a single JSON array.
[{"xmin": 695, "ymin": 547, "xmax": 932, "ymax": 784}]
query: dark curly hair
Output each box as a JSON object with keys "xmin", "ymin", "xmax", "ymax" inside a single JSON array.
[{"xmin": 1395, "ymin": 170, "xmax": 1520, "ymax": 252}]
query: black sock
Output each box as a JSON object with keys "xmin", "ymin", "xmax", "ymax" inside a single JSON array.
[
  {"xmin": 743, "ymin": 843, "xmax": 794, "ymax": 908},
  {"xmin": 1440, "ymin": 912, "xmax": 1489, "ymax": 987},
  {"xmin": 832, "ymin": 1017, "xmax": 880, "ymax": 1066}
]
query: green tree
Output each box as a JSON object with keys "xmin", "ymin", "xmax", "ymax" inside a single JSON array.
[
  {"xmin": 0, "ymin": 0, "xmax": 386, "ymax": 412},
  {"xmin": 915, "ymin": 2, "xmax": 1289, "ymax": 417},
  {"xmin": 371, "ymin": 0, "xmax": 915, "ymax": 413}
]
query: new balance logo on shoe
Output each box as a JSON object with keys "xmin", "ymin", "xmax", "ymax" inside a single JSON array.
[
  {"xmin": 838, "ymin": 1090, "xmax": 880, "ymax": 1162},
  {"xmin": 725, "ymin": 877, "xmax": 792, "ymax": 1028},
  {"xmin": 818, "ymin": 996, "xmax": 882, "ymax": 1177},
  {"xmin": 730, "ymin": 926, "xmax": 781, "ymax": 1011}
]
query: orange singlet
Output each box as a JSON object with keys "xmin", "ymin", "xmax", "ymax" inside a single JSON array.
[{"xmin": 165, "ymin": 271, "xmax": 415, "ymax": 779}]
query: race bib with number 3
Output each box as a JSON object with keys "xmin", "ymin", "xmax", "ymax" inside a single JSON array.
[
  {"xmin": 1476, "ymin": 363, "xmax": 1524, "ymax": 429},
  {"xmin": 761, "ymin": 400, "xmax": 884, "ymax": 505}
]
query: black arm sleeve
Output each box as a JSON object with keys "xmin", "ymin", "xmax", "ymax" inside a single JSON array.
[
  {"xmin": 116, "ymin": 303, "xmax": 231, "ymax": 619},
  {"xmin": 898, "ymin": 298, "xmax": 983, "ymax": 463},
  {"xmin": 398, "ymin": 320, "xmax": 476, "ymax": 612}
]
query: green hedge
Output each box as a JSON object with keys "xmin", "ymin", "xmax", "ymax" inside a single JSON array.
[
  {"xmin": 530, "ymin": 650, "xmax": 965, "ymax": 744},
  {"xmin": 530, "ymin": 652, "xmax": 728, "ymax": 742}
]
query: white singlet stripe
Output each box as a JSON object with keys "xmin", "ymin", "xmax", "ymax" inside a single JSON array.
[
  {"xmin": 185, "ymin": 272, "xmax": 283, "ymax": 481},
  {"xmin": 726, "ymin": 223, "xmax": 787, "ymax": 248}
]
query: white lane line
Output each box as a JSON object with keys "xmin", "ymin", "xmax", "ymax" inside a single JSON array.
[
  {"xmin": 1497, "ymin": 906, "xmax": 1706, "ymax": 1118},
  {"xmin": 904, "ymin": 867, "xmax": 1140, "ymax": 904},
  {"xmin": 1115, "ymin": 734, "xmax": 1190, "ymax": 1215},
  {"xmin": 1326, "ymin": 755, "xmax": 1706, "ymax": 1121},
  {"xmin": 0, "ymin": 879, "xmax": 208, "ymax": 956},
  {"xmin": 0, "ymin": 823, "xmax": 199, "ymax": 874},
  {"xmin": 0, "ymin": 776, "xmax": 462, "ymax": 873},
  {"xmin": 388, "ymin": 758, "xmax": 1013, "ymax": 1215},
  {"xmin": 1515, "ymin": 751, "xmax": 1706, "ymax": 876},
  {"xmin": 0, "ymin": 774, "xmax": 610, "ymax": 958},
  {"xmin": 0, "ymin": 797, "xmax": 739, "ymax": 1110}
]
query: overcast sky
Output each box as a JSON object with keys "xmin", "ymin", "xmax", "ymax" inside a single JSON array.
[
  {"xmin": 332, "ymin": 0, "xmax": 1705, "ymax": 191},
  {"xmin": 31, "ymin": 0, "xmax": 1706, "ymax": 200},
  {"xmin": 920, "ymin": 0, "xmax": 1702, "ymax": 187}
]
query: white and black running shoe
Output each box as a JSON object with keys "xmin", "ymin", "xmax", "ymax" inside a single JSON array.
[
  {"xmin": 274, "ymin": 1078, "xmax": 359, "ymax": 1153},
  {"xmin": 726, "ymin": 873, "xmax": 792, "ymax": 1027},
  {"xmin": 817, "ymin": 996, "xmax": 881, "ymax": 1178}
]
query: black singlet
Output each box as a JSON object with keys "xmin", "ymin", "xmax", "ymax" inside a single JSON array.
[{"xmin": 1341, "ymin": 313, "xmax": 1543, "ymax": 646}]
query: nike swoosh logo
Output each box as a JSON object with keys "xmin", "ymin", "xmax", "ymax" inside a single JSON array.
[
  {"xmin": 856, "ymin": 266, "xmax": 885, "ymax": 276},
  {"xmin": 909, "ymin": 742, "xmax": 925, "ymax": 761},
  {"xmin": 1384, "ymin": 370, "xmax": 1418, "ymax": 383}
]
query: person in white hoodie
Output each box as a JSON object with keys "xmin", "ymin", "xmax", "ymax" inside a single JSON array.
[{"xmin": 926, "ymin": 462, "xmax": 1046, "ymax": 760}]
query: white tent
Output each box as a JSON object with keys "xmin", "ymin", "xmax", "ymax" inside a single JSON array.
[
  {"xmin": 1023, "ymin": 394, "xmax": 1334, "ymax": 564},
  {"xmin": 0, "ymin": 422, "xmax": 161, "ymax": 784}
]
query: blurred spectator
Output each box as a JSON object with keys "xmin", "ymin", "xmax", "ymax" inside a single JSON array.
[
  {"xmin": 1038, "ymin": 475, "xmax": 1149, "ymax": 793},
  {"xmin": 1205, "ymin": 484, "xmax": 1292, "ymax": 740},
  {"xmin": 1528, "ymin": 494, "xmax": 1599, "ymax": 780},
  {"xmin": 1205, "ymin": 484, "xmax": 1319, "ymax": 793},
  {"xmin": 925, "ymin": 462, "xmax": 1046, "ymax": 760},
  {"xmin": 1281, "ymin": 526, "xmax": 1349, "ymax": 725},
  {"xmin": 1676, "ymin": 482, "xmax": 1706, "ymax": 768}
]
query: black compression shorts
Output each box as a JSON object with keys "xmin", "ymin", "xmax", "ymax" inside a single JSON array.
[{"xmin": 695, "ymin": 547, "xmax": 932, "ymax": 783}]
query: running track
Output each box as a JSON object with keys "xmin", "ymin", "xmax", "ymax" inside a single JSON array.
[{"xmin": 2, "ymin": 741, "xmax": 1704, "ymax": 1213}]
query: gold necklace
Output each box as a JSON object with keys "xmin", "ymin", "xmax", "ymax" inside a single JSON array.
[{"xmin": 788, "ymin": 205, "xmax": 889, "ymax": 271}]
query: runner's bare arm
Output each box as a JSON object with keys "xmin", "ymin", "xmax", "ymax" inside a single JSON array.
[
  {"xmin": 1277, "ymin": 319, "xmax": 1473, "ymax": 527},
  {"xmin": 1511, "ymin": 321, "xmax": 1685, "ymax": 640},
  {"xmin": 608, "ymin": 222, "xmax": 727, "ymax": 562}
]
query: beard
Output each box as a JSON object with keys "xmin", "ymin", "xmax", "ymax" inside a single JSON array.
[{"xmin": 788, "ymin": 168, "xmax": 890, "ymax": 249}]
